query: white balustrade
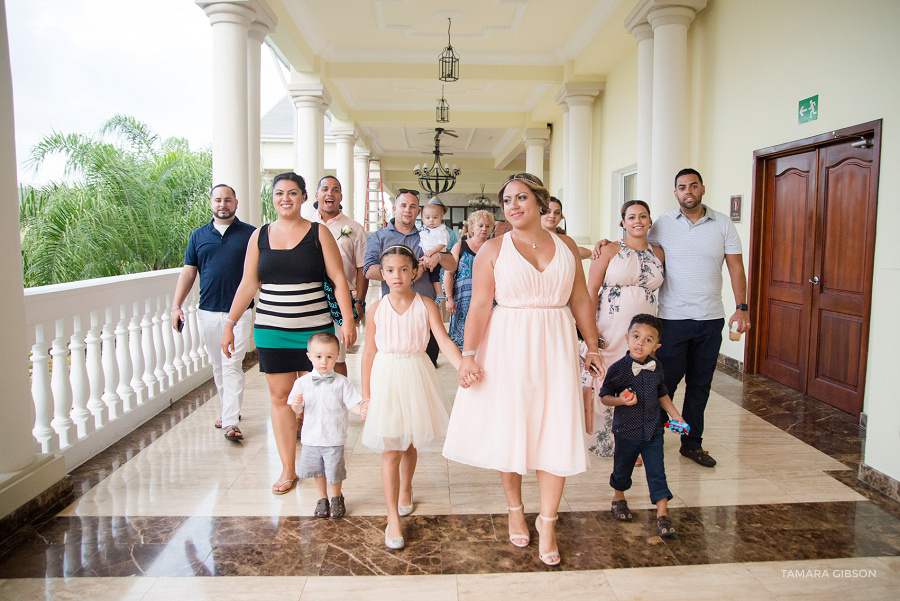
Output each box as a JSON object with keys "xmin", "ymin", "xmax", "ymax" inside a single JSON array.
[
  {"xmin": 85, "ymin": 310, "xmax": 107, "ymax": 429},
  {"xmin": 24, "ymin": 269, "xmax": 217, "ymax": 470},
  {"xmin": 100, "ymin": 307, "xmax": 120, "ymax": 421},
  {"xmin": 129, "ymin": 302, "xmax": 146, "ymax": 404},
  {"xmin": 69, "ymin": 314, "xmax": 93, "ymax": 438}
]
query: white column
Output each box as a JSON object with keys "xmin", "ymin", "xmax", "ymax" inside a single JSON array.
[
  {"xmin": 198, "ymin": 1, "xmax": 253, "ymax": 219},
  {"xmin": 0, "ymin": 0, "xmax": 66, "ymax": 517},
  {"xmin": 523, "ymin": 127, "xmax": 550, "ymax": 183},
  {"xmin": 289, "ymin": 83, "xmax": 331, "ymax": 220},
  {"xmin": 247, "ymin": 13, "xmax": 274, "ymax": 226},
  {"xmin": 557, "ymin": 100, "xmax": 569, "ymax": 198},
  {"xmin": 330, "ymin": 123, "xmax": 357, "ymax": 218},
  {"xmin": 555, "ymin": 83, "xmax": 603, "ymax": 244},
  {"xmin": 353, "ymin": 145, "xmax": 370, "ymax": 225},
  {"xmin": 630, "ymin": 22, "xmax": 654, "ymax": 202},
  {"xmin": 648, "ymin": 5, "xmax": 698, "ymax": 214},
  {"xmin": 0, "ymin": 0, "xmax": 36, "ymax": 472}
]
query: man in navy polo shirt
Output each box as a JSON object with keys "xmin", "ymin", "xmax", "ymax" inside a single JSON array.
[{"xmin": 171, "ymin": 184, "xmax": 256, "ymax": 440}]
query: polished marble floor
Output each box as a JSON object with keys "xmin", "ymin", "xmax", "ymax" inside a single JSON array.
[{"xmin": 1, "ymin": 341, "xmax": 898, "ymax": 599}]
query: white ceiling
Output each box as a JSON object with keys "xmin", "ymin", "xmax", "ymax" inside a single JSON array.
[{"xmin": 272, "ymin": 0, "xmax": 626, "ymax": 179}]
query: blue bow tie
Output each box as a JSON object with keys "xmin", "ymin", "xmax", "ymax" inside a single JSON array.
[{"xmin": 311, "ymin": 372, "xmax": 335, "ymax": 385}]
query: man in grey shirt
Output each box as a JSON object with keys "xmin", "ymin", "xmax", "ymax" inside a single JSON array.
[
  {"xmin": 363, "ymin": 189, "xmax": 457, "ymax": 365},
  {"xmin": 647, "ymin": 168, "xmax": 750, "ymax": 467}
]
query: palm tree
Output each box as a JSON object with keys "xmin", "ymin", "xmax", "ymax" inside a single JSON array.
[{"xmin": 20, "ymin": 116, "xmax": 212, "ymax": 287}]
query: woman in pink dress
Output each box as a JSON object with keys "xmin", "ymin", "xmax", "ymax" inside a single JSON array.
[
  {"xmin": 443, "ymin": 173, "xmax": 603, "ymax": 566},
  {"xmin": 584, "ymin": 200, "xmax": 664, "ymax": 458}
]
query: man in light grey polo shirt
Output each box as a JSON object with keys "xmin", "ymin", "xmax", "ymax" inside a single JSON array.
[{"xmin": 647, "ymin": 168, "xmax": 750, "ymax": 467}]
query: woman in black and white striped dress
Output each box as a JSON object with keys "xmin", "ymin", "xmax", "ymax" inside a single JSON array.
[{"xmin": 223, "ymin": 172, "xmax": 356, "ymax": 494}]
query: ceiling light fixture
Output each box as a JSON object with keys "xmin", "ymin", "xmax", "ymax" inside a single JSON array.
[
  {"xmin": 436, "ymin": 86, "xmax": 449, "ymax": 123},
  {"xmin": 414, "ymin": 128, "xmax": 460, "ymax": 195},
  {"xmin": 439, "ymin": 18, "xmax": 459, "ymax": 82}
]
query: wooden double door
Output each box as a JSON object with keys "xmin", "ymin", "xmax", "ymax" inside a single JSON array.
[{"xmin": 751, "ymin": 122, "xmax": 881, "ymax": 417}]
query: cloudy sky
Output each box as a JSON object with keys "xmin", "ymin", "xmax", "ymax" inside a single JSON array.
[{"xmin": 7, "ymin": 0, "xmax": 286, "ymax": 185}]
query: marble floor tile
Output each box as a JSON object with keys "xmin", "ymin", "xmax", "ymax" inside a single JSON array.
[
  {"xmin": 604, "ymin": 562, "xmax": 776, "ymax": 600},
  {"xmin": 768, "ymin": 474, "xmax": 867, "ymax": 503},
  {"xmin": 0, "ymin": 577, "xmax": 156, "ymax": 601},
  {"xmin": 301, "ymin": 574, "xmax": 457, "ymax": 600},
  {"xmin": 456, "ymin": 570, "xmax": 616, "ymax": 600},
  {"xmin": 668, "ymin": 477, "xmax": 799, "ymax": 507},
  {"xmin": 745, "ymin": 557, "xmax": 900, "ymax": 600},
  {"xmin": 143, "ymin": 576, "xmax": 305, "ymax": 601}
]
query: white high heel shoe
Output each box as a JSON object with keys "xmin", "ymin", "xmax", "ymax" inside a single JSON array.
[
  {"xmin": 535, "ymin": 514, "xmax": 560, "ymax": 566},
  {"xmin": 507, "ymin": 505, "xmax": 530, "ymax": 548},
  {"xmin": 398, "ymin": 491, "xmax": 414, "ymax": 517},
  {"xmin": 384, "ymin": 525, "xmax": 405, "ymax": 550}
]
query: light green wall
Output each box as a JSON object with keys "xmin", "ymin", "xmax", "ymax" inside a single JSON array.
[
  {"xmin": 586, "ymin": 0, "xmax": 900, "ymax": 481},
  {"xmin": 686, "ymin": 0, "xmax": 900, "ymax": 480}
]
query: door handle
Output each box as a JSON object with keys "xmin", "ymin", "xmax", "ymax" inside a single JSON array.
[{"xmin": 809, "ymin": 276, "xmax": 820, "ymax": 285}]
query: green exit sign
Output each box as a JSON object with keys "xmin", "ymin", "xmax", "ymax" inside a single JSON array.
[{"xmin": 798, "ymin": 95, "xmax": 819, "ymax": 124}]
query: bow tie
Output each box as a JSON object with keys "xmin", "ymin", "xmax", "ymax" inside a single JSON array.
[
  {"xmin": 311, "ymin": 372, "xmax": 335, "ymax": 385},
  {"xmin": 631, "ymin": 360, "xmax": 656, "ymax": 376}
]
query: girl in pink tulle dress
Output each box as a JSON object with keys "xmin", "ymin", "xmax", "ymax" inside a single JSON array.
[{"xmin": 360, "ymin": 244, "xmax": 462, "ymax": 550}]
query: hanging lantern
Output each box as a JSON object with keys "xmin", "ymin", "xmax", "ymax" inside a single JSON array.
[
  {"xmin": 438, "ymin": 18, "xmax": 459, "ymax": 82},
  {"xmin": 436, "ymin": 86, "xmax": 450, "ymax": 123}
]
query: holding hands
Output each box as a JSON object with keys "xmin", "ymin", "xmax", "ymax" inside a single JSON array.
[{"xmin": 457, "ymin": 355, "xmax": 484, "ymax": 388}]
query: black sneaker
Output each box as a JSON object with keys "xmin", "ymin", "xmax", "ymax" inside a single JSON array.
[
  {"xmin": 330, "ymin": 495, "xmax": 346, "ymax": 519},
  {"xmin": 314, "ymin": 497, "xmax": 330, "ymax": 518},
  {"xmin": 680, "ymin": 448, "xmax": 717, "ymax": 467}
]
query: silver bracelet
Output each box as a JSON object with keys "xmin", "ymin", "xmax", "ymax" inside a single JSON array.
[
  {"xmin": 171, "ymin": 305, "xmax": 181, "ymax": 311},
  {"xmin": 462, "ymin": 350, "xmax": 476, "ymax": 357},
  {"xmin": 225, "ymin": 318, "xmax": 238, "ymax": 326}
]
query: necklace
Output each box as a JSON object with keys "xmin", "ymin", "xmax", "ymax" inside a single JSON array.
[{"xmin": 513, "ymin": 230, "xmax": 544, "ymax": 249}]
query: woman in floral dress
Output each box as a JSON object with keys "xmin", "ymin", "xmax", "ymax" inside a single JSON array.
[{"xmin": 585, "ymin": 200, "xmax": 664, "ymax": 457}]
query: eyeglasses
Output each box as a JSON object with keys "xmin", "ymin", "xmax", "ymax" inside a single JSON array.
[
  {"xmin": 502, "ymin": 173, "xmax": 544, "ymax": 187},
  {"xmin": 397, "ymin": 188, "xmax": 420, "ymax": 196}
]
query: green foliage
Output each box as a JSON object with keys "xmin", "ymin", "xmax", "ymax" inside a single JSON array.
[{"xmin": 20, "ymin": 116, "xmax": 213, "ymax": 287}]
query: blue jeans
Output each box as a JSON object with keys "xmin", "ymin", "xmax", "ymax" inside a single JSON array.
[
  {"xmin": 656, "ymin": 318, "xmax": 724, "ymax": 451},
  {"xmin": 610, "ymin": 433, "xmax": 672, "ymax": 504}
]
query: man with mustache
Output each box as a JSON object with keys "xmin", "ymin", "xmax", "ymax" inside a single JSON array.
[
  {"xmin": 647, "ymin": 168, "xmax": 750, "ymax": 467},
  {"xmin": 171, "ymin": 184, "xmax": 256, "ymax": 440},
  {"xmin": 312, "ymin": 176, "xmax": 368, "ymax": 377}
]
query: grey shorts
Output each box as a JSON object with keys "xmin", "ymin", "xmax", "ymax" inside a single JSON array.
[{"xmin": 298, "ymin": 444, "xmax": 347, "ymax": 484}]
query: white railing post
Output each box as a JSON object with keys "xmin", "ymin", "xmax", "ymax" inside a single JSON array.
[
  {"xmin": 101, "ymin": 307, "xmax": 121, "ymax": 420},
  {"xmin": 69, "ymin": 314, "xmax": 94, "ymax": 438},
  {"xmin": 24, "ymin": 268, "xmax": 217, "ymax": 470},
  {"xmin": 86, "ymin": 310, "xmax": 108, "ymax": 429},
  {"xmin": 162, "ymin": 294, "xmax": 177, "ymax": 387},
  {"xmin": 129, "ymin": 301, "xmax": 146, "ymax": 404},
  {"xmin": 31, "ymin": 322, "xmax": 57, "ymax": 453},
  {"xmin": 187, "ymin": 299, "xmax": 201, "ymax": 372},
  {"xmin": 152, "ymin": 296, "xmax": 167, "ymax": 391},
  {"xmin": 50, "ymin": 319, "xmax": 76, "ymax": 448},
  {"xmin": 140, "ymin": 299, "xmax": 158, "ymax": 398},
  {"xmin": 172, "ymin": 301, "xmax": 186, "ymax": 379},
  {"xmin": 116, "ymin": 304, "xmax": 134, "ymax": 412}
]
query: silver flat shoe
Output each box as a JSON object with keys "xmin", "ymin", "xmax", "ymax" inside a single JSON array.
[
  {"xmin": 384, "ymin": 525, "xmax": 405, "ymax": 550},
  {"xmin": 398, "ymin": 491, "xmax": 414, "ymax": 517}
]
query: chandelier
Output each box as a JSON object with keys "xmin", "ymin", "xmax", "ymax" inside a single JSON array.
[
  {"xmin": 468, "ymin": 183, "xmax": 499, "ymax": 212},
  {"xmin": 414, "ymin": 128, "xmax": 460, "ymax": 194},
  {"xmin": 438, "ymin": 18, "xmax": 459, "ymax": 82},
  {"xmin": 436, "ymin": 86, "xmax": 449, "ymax": 123}
]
